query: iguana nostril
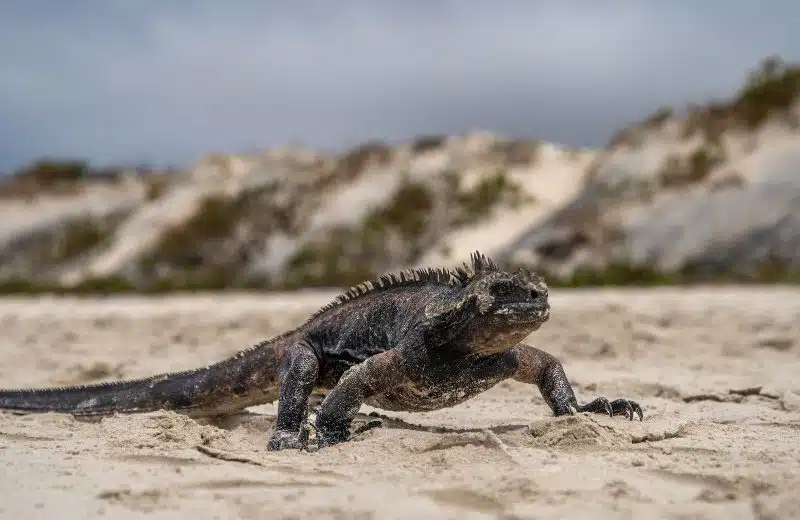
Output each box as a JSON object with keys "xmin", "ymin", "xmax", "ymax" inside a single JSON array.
[{"xmin": 530, "ymin": 290, "xmax": 539, "ymax": 300}]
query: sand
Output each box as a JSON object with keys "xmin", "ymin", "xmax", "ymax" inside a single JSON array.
[{"xmin": 1, "ymin": 287, "xmax": 799, "ymax": 520}]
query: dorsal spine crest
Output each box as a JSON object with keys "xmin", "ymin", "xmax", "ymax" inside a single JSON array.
[{"xmin": 305, "ymin": 250, "xmax": 500, "ymax": 321}]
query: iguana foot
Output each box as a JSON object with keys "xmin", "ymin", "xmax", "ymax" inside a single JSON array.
[
  {"xmin": 315, "ymin": 425, "xmax": 350, "ymax": 449},
  {"xmin": 609, "ymin": 398, "xmax": 644, "ymax": 420},
  {"xmin": 266, "ymin": 429, "xmax": 308, "ymax": 451},
  {"xmin": 577, "ymin": 397, "xmax": 643, "ymax": 421}
]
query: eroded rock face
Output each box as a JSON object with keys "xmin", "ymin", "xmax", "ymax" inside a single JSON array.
[
  {"xmin": 500, "ymin": 101, "xmax": 800, "ymax": 279},
  {"xmin": 621, "ymin": 167, "xmax": 799, "ymax": 273}
]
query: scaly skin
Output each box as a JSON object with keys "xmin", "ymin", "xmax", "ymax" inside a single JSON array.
[{"xmin": 0, "ymin": 251, "xmax": 643, "ymax": 451}]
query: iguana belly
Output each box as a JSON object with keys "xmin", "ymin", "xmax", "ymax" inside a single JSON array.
[{"xmin": 364, "ymin": 375, "xmax": 507, "ymax": 413}]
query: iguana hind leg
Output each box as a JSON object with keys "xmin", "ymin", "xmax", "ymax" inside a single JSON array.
[
  {"xmin": 267, "ymin": 342, "xmax": 319, "ymax": 451},
  {"xmin": 512, "ymin": 343, "xmax": 643, "ymax": 420}
]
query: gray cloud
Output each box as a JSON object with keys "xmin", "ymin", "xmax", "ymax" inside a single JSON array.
[{"xmin": 2, "ymin": 1, "xmax": 799, "ymax": 172}]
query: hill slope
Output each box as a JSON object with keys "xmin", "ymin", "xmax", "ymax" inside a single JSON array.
[
  {"xmin": 499, "ymin": 57, "xmax": 800, "ymax": 282},
  {"xmin": 0, "ymin": 57, "xmax": 797, "ymax": 291},
  {"xmin": 0, "ymin": 135, "xmax": 592, "ymax": 291}
]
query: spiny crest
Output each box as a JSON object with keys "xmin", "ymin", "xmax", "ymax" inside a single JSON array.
[
  {"xmin": 466, "ymin": 250, "xmax": 499, "ymax": 274},
  {"xmin": 308, "ymin": 251, "xmax": 500, "ymax": 319}
]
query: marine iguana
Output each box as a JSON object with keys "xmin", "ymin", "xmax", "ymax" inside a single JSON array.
[{"xmin": 0, "ymin": 251, "xmax": 643, "ymax": 451}]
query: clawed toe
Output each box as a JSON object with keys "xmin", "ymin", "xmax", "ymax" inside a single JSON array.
[
  {"xmin": 312, "ymin": 417, "xmax": 352, "ymax": 449},
  {"xmin": 267, "ymin": 428, "xmax": 308, "ymax": 451},
  {"xmin": 316, "ymin": 427, "xmax": 350, "ymax": 449},
  {"xmin": 579, "ymin": 397, "xmax": 644, "ymax": 421},
  {"xmin": 611, "ymin": 399, "xmax": 644, "ymax": 421},
  {"xmin": 577, "ymin": 397, "xmax": 612, "ymax": 417}
]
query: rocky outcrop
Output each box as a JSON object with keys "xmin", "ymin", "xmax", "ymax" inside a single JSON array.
[{"xmin": 500, "ymin": 58, "xmax": 800, "ymax": 280}]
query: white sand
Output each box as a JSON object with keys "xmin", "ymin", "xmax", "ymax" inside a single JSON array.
[{"xmin": 1, "ymin": 287, "xmax": 799, "ymax": 520}]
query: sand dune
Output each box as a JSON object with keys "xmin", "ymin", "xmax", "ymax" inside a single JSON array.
[{"xmin": 1, "ymin": 287, "xmax": 798, "ymax": 519}]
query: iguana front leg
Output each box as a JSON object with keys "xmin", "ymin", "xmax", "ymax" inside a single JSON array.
[
  {"xmin": 314, "ymin": 348, "xmax": 411, "ymax": 448},
  {"xmin": 267, "ymin": 342, "xmax": 320, "ymax": 451},
  {"xmin": 512, "ymin": 343, "xmax": 643, "ymax": 420}
]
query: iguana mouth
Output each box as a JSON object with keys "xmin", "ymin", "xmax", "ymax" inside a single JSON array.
[
  {"xmin": 494, "ymin": 302, "xmax": 543, "ymax": 313},
  {"xmin": 493, "ymin": 302, "xmax": 549, "ymax": 323}
]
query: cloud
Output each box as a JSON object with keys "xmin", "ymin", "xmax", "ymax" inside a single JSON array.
[{"xmin": 1, "ymin": 1, "xmax": 799, "ymax": 171}]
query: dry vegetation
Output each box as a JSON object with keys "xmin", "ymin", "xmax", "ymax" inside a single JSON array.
[
  {"xmin": 608, "ymin": 56, "xmax": 800, "ymax": 149},
  {"xmin": 683, "ymin": 55, "xmax": 800, "ymax": 142},
  {"xmin": 0, "ymin": 159, "xmax": 116, "ymax": 199},
  {"xmin": 0, "ymin": 210, "xmax": 130, "ymax": 282},
  {"xmin": 410, "ymin": 135, "xmax": 448, "ymax": 153},
  {"xmin": 657, "ymin": 143, "xmax": 726, "ymax": 188},
  {"xmin": 0, "ymin": 157, "xmax": 177, "ymax": 202}
]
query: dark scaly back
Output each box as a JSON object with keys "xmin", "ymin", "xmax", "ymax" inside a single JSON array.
[
  {"xmin": 304, "ymin": 250, "xmax": 498, "ymax": 322},
  {"xmin": 298, "ymin": 251, "xmax": 504, "ymax": 375}
]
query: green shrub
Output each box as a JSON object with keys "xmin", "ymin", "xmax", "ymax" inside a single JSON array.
[
  {"xmin": 682, "ymin": 56, "xmax": 800, "ymax": 140},
  {"xmin": 492, "ymin": 140, "xmax": 540, "ymax": 166},
  {"xmin": 57, "ymin": 219, "xmax": 109, "ymax": 261},
  {"xmin": 144, "ymin": 177, "xmax": 170, "ymax": 201},
  {"xmin": 330, "ymin": 141, "xmax": 392, "ymax": 184},
  {"xmin": 659, "ymin": 145, "xmax": 724, "ymax": 188},
  {"xmin": 643, "ymin": 106, "xmax": 674, "ymax": 128},
  {"xmin": 363, "ymin": 180, "xmax": 433, "ymax": 239},
  {"xmin": 411, "ymin": 135, "xmax": 447, "ymax": 153},
  {"xmin": 142, "ymin": 195, "xmax": 239, "ymax": 269},
  {"xmin": 538, "ymin": 260, "xmax": 800, "ymax": 287},
  {"xmin": 449, "ymin": 170, "xmax": 532, "ymax": 226},
  {"xmin": 5, "ymin": 215, "xmax": 119, "ymax": 268},
  {"xmin": 733, "ymin": 56, "xmax": 800, "ymax": 129},
  {"xmin": 551, "ymin": 262, "xmax": 677, "ymax": 287},
  {"xmin": 17, "ymin": 159, "xmax": 90, "ymax": 184}
]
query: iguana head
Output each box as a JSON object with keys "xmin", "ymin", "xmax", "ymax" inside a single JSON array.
[{"xmin": 424, "ymin": 252, "xmax": 550, "ymax": 355}]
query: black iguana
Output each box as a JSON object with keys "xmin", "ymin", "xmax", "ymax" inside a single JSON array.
[{"xmin": 0, "ymin": 251, "xmax": 643, "ymax": 451}]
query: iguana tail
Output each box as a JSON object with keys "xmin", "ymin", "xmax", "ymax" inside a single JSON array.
[
  {"xmin": 0, "ymin": 343, "xmax": 282, "ymax": 417},
  {"xmin": 0, "ymin": 369, "xmax": 214, "ymax": 416}
]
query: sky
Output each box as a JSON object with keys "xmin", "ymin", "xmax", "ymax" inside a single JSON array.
[{"xmin": 1, "ymin": 1, "xmax": 799, "ymax": 172}]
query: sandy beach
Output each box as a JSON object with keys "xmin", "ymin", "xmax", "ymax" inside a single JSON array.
[{"xmin": 1, "ymin": 287, "xmax": 799, "ymax": 520}]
